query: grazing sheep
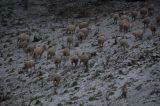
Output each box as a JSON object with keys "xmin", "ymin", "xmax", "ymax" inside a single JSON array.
[
  {"xmin": 140, "ymin": 7, "xmax": 148, "ymax": 18},
  {"xmin": 119, "ymin": 19, "xmax": 129, "ymax": 32},
  {"xmin": 52, "ymin": 72, "xmax": 61, "ymax": 86},
  {"xmin": 149, "ymin": 25, "xmax": 156, "ymax": 36},
  {"xmin": 24, "ymin": 45, "xmax": 35, "ymax": 54},
  {"xmin": 112, "ymin": 13, "xmax": 119, "ymax": 24},
  {"xmin": 67, "ymin": 24, "xmax": 76, "ymax": 34},
  {"xmin": 143, "ymin": 17, "xmax": 150, "ymax": 30},
  {"xmin": 23, "ymin": 59, "xmax": 35, "ymax": 70},
  {"xmin": 70, "ymin": 55, "xmax": 79, "ymax": 67},
  {"xmin": 80, "ymin": 28, "xmax": 89, "ymax": 39},
  {"xmin": 78, "ymin": 53, "xmax": 91, "ymax": 71},
  {"xmin": 97, "ymin": 35, "xmax": 105, "ymax": 47},
  {"xmin": 77, "ymin": 32, "xmax": 85, "ymax": 43},
  {"xmin": 47, "ymin": 47, "xmax": 55, "ymax": 59},
  {"xmin": 148, "ymin": 4, "xmax": 154, "ymax": 15},
  {"xmin": 79, "ymin": 21, "xmax": 89, "ymax": 29},
  {"xmin": 18, "ymin": 40, "xmax": 29, "ymax": 49},
  {"xmin": 120, "ymin": 15, "xmax": 129, "ymax": 22},
  {"xmin": 123, "ymin": 21, "xmax": 130, "ymax": 32},
  {"xmin": 119, "ymin": 39, "xmax": 129, "ymax": 51},
  {"xmin": 32, "ymin": 47, "xmax": 44, "ymax": 59},
  {"xmin": 156, "ymin": 16, "xmax": 160, "ymax": 26},
  {"xmin": 67, "ymin": 35, "xmax": 73, "ymax": 49},
  {"xmin": 54, "ymin": 55, "xmax": 61, "ymax": 68},
  {"xmin": 131, "ymin": 11, "xmax": 138, "ymax": 21},
  {"xmin": 132, "ymin": 30, "xmax": 144, "ymax": 40},
  {"xmin": 63, "ymin": 48, "xmax": 70, "ymax": 57},
  {"xmin": 17, "ymin": 32, "xmax": 30, "ymax": 44}
]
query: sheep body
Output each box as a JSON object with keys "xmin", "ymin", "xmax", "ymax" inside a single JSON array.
[
  {"xmin": 17, "ymin": 32, "xmax": 30, "ymax": 44},
  {"xmin": 54, "ymin": 55, "xmax": 61, "ymax": 68},
  {"xmin": 80, "ymin": 28, "xmax": 89, "ymax": 39},
  {"xmin": 77, "ymin": 32, "xmax": 85, "ymax": 43},
  {"xmin": 149, "ymin": 25, "xmax": 156, "ymax": 36},
  {"xmin": 97, "ymin": 35, "xmax": 105, "ymax": 47},
  {"xmin": 70, "ymin": 55, "xmax": 79, "ymax": 67},
  {"xmin": 79, "ymin": 21, "xmax": 89, "ymax": 29},
  {"xmin": 131, "ymin": 11, "xmax": 138, "ymax": 21},
  {"xmin": 52, "ymin": 72, "xmax": 61, "ymax": 86},
  {"xmin": 32, "ymin": 47, "xmax": 44, "ymax": 59},
  {"xmin": 119, "ymin": 39, "xmax": 129, "ymax": 51},
  {"xmin": 112, "ymin": 13, "xmax": 119, "ymax": 24},
  {"xmin": 67, "ymin": 35, "xmax": 73, "ymax": 48},
  {"xmin": 67, "ymin": 24, "xmax": 76, "ymax": 34},
  {"xmin": 23, "ymin": 59, "xmax": 35, "ymax": 70},
  {"xmin": 63, "ymin": 48, "xmax": 70, "ymax": 56},
  {"xmin": 132, "ymin": 30, "xmax": 144, "ymax": 40},
  {"xmin": 47, "ymin": 47, "xmax": 55, "ymax": 59}
]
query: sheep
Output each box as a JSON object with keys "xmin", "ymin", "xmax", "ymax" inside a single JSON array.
[
  {"xmin": 70, "ymin": 55, "xmax": 79, "ymax": 67},
  {"xmin": 119, "ymin": 39, "xmax": 129, "ymax": 51},
  {"xmin": 119, "ymin": 19, "xmax": 129, "ymax": 32},
  {"xmin": 80, "ymin": 28, "xmax": 89, "ymax": 39},
  {"xmin": 156, "ymin": 16, "xmax": 160, "ymax": 26},
  {"xmin": 131, "ymin": 11, "xmax": 138, "ymax": 21},
  {"xmin": 18, "ymin": 40, "xmax": 29, "ymax": 49},
  {"xmin": 97, "ymin": 35, "xmax": 105, "ymax": 47},
  {"xmin": 123, "ymin": 21, "xmax": 130, "ymax": 32},
  {"xmin": 54, "ymin": 55, "xmax": 61, "ymax": 68},
  {"xmin": 77, "ymin": 31, "xmax": 85, "ymax": 43},
  {"xmin": 24, "ymin": 45, "xmax": 35, "ymax": 54},
  {"xmin": 67, "ymin": 35, "xmax": 73, "ymax": 49},
  {"xmin": 67, "ymin": 24, "xmax": 76, "ymax": 34},
  {"xmin": 63, "ymin": 48, "xmax": 70, "ymax": 57},
  {"xmin": 47, "ymin": 47, "xmax": 55, "ymax": 59},
  {"xmin": 52, "ymin": 72, "xmax": 61, "ymax": 86},
  {"xmin": 149, "ymin": 25, "xmax": 156, "ymax": 36},
  {"xmin": 79, "ymin": 21, "xmax": 89, "ymax": 29},
  {"xmin": 23, "ymin": 59, "xmax": 35, "ymax": 71},
  {"xmin": 120, "ymin": 15, "xmax": 129, "ymax": 22},
  {"xmin": 78, "ymin": 53, "xmax": 91, "ymax": 71},
  {"xmin": 132, "ymin": 30, "xmax": 144, "ymax": 40},
  {"xmin": 140, "ymin": 7, "xmax": 148, "ymax": 18},
  {"xmin": 17, "ymin": 32, "xmax": 30, "ymax": 44},
  {"xmin": 32, "ymin": 47, "xmax": 44, "ymax": 59},
  {"xmin": 112, "ymin": 13, "xmax": 119, "ymax": 24},
  {"xmin": 147, "ymin": 4, "xmax": 154, "ymax": 16},
  {"xmin": 143, "ymin": 17, "xmax": 150, "ymax": 30}
]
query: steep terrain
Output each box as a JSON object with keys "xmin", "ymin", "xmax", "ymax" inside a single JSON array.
[{"xmin": 0, "ymin": 0, "xmax": 160, "ymax": 106}]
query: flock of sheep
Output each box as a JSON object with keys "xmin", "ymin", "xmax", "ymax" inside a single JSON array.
[{"xmin": 16, "ymin": 2, "xmax": 160, "ymax": 88}]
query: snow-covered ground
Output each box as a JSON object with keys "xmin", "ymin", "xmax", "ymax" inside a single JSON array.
[{"xmin": 0, "ymin": 0, "xmax": 160, "ymax": 106}]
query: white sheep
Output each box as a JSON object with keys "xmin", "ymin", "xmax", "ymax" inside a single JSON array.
[{"xmin": 17, "ymin": 32, "xmax": 30, "ymax": 44}]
